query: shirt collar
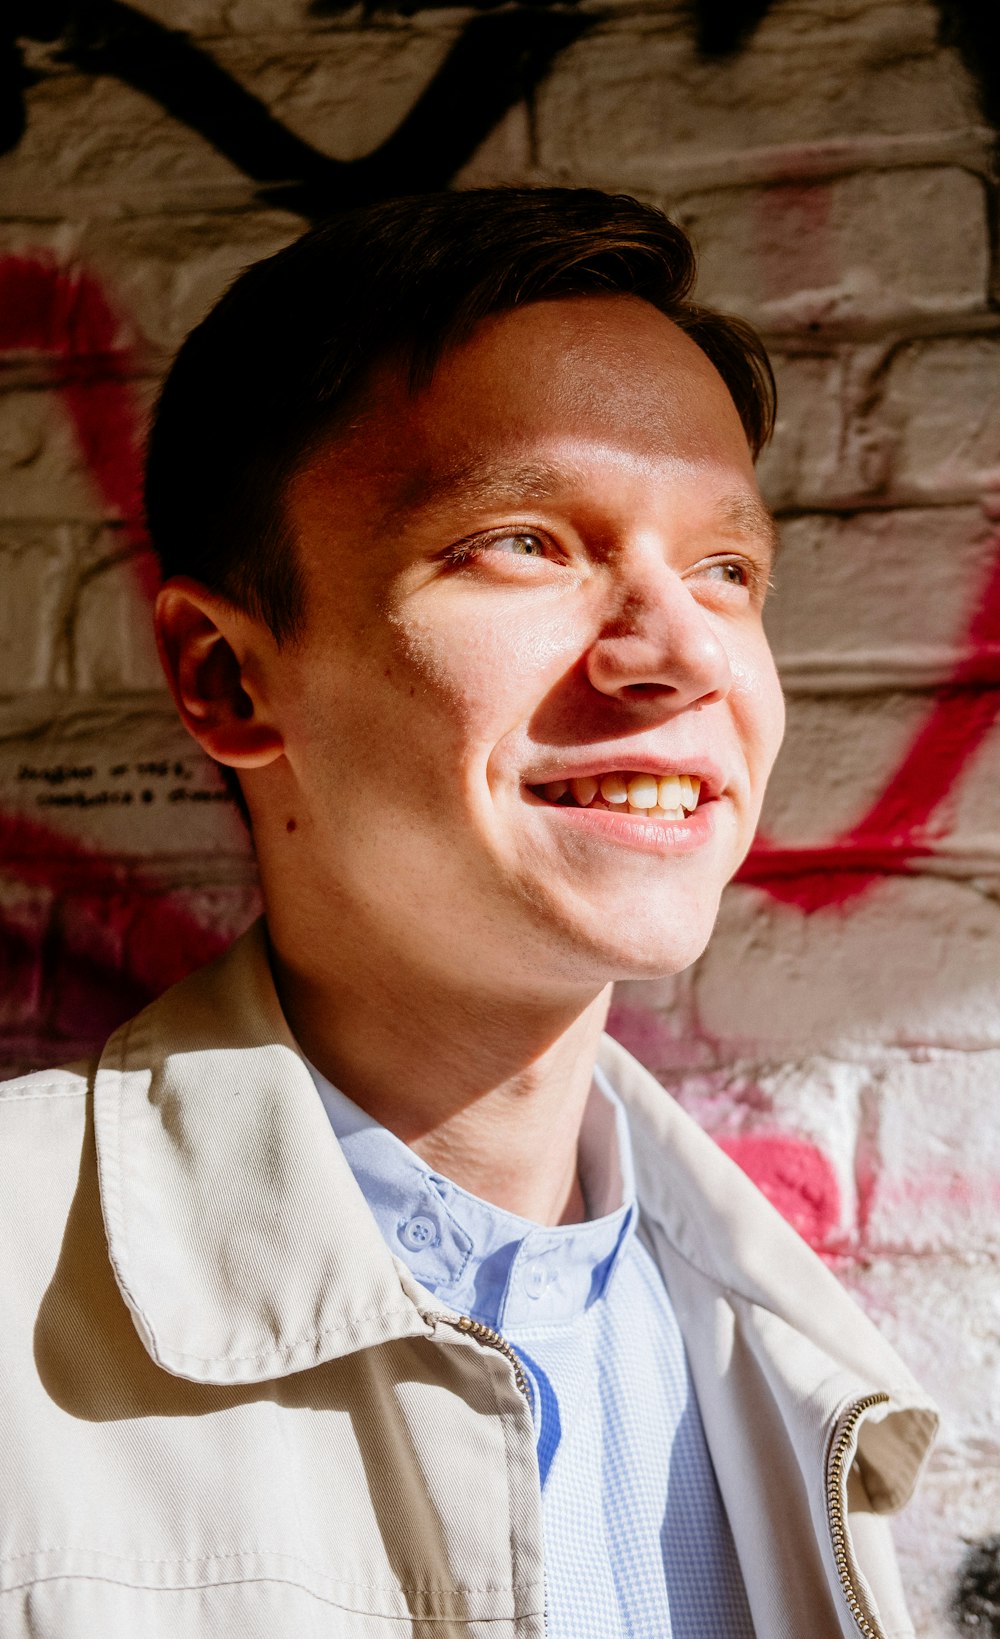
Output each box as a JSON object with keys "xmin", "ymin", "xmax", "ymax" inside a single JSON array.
[{"xmin": 309, "ymin": 1062, "xmax": 637, "ymax": 1331}]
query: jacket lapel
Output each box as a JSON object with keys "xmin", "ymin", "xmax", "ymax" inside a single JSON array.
[{"xmin": 600, "ymin": 1033, "xmax": 938, "ymax": 1638}]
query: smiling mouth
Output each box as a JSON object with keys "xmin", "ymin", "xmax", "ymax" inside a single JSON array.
[{"xmin": 528, "ymin": 771, "xmax": 703, "ymax": 822}]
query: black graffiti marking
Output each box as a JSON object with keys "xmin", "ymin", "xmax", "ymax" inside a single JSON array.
[
  {"xmin": 687, "ymin": 0, "xmax": 1000, "ymax": 133},
  {"xmin": 5, "ymin": 0, "xmax": 591, "ymax": 220},
  {"xmin": 690, "ymin": 0, "xmax": 776, "ymax": 57},
  {"xmin": 934, "ymin": 0, "xmax": 1000, "ymax": 138},
  {"xmin": 18, "ymin": 763, "xmax": 95, "ymax": 784},
  {"xmin": 309, "ymin": 0, "xmax": 1000, "ymax": 139},
  {"xmin": 4, "ymin": 0, "xmax": 996, "ymax": 224},
  {"xmin": 953, "ymin": 1535, "xmax": 1000, "ymax": 1634}
]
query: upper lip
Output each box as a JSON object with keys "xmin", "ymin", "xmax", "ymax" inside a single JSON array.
[{"xmin": 525, "ymin": 756, "xmax": 725, "ymax": 802}]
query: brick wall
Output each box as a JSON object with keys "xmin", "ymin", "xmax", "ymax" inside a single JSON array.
[{"xmin": 1, "ymin": 3, "xmax": 997, "ymax": 1631}]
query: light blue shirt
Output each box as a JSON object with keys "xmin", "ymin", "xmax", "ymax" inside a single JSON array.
[{"xmin": 310, "ymin": 1063, "xmax": 755, "ymax": 1638}]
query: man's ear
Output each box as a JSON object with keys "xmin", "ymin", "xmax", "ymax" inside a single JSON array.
[{"xmin": 154, "ymin": 577, "xmax": 284, "ymax": 767}]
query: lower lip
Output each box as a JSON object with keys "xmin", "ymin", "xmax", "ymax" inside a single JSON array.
[{"xmin": 528, "ymin": 795, "xmax": 718, "ymax": 855}]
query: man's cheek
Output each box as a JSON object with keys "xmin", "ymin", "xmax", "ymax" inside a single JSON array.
[
  {"xmin": 389, "ymin": 604, "xmax": 585, "ymax": 724},
  {"xmin": 728, "ymin": 644, "xmax": 785, "ymax": 753}
]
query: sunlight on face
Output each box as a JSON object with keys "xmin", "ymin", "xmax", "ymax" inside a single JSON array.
[{"xmin": 266, "ymin": 296, "xmax": 785, "ymax": 999}]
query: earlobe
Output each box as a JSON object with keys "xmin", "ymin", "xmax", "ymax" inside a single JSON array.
[{"xmin": 154, "ymin": 578, "xmax": 285, "ymax": 768}]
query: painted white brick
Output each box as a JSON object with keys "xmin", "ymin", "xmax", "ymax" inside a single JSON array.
[
  {"xmin": 0, "ymin": 223, "xmax": 137, "ymax": 361},
  {"xmin": 856, "ymin": 1054, "xmax": 1000, "ymax": 1258},
  {"xmin": 216, "ymin": 30, "xmax": 459, "ymax": 161},
  {"xmin": 0, "ymin": 878, "xmax": 262, "ymax": 1080},
  {"xmin": 765, "ymin": 506, "xmax": 997, "ymax": 690},
  {"xmin": 0, "ymin": 383, "xmax": 146, "ymax": 523},
  {"xmin": 76, "ymin": 212, "xmax": 301, "ymax": 357},
  {"xmin": 862, "ymin": 335, "xmax": 1000, "ymax": 503},
  {"xmin": 656, "ymin": 1056, "xmax": 862, "ymax": 1247},
  {"xmin": 5, "ymin": 70, "xmax": 245, "ymax": 204},
  {"xmin": 671, "ymin": 168, "xmax": 989, "ymax": 333},
  {"xmin": 761, "ymin": 689, "xmax": 949, "ymax": 846},
  {"xmin": 758, "ymin": 687, "xmax": 1000, "ymax": 869},
  {"xmin": 7, "ymin": 27, "xmax": 517, "ymax": 213},
  {"xmin": 690, "ymin": 875, "xmax": 1000, "ymax": 1056},
  {"xmin": 121, "ymin": 1, "xmax": 302, "ymax": 28},
  {"xmin": 933, "ymin": 718, "xmax": 1000, "ymax": 877},
  {"xmin": 843, "ymin": 1256, "xmax": 1000, "ymax": 1465},
  {"xmin": 606, "ymin": 969, "xmax": 702, "ymax": 1072},
  {"xmin": 536, "ymin": 2, "xmax": 979, "ymax": 189},
  {"xmin": 158, "ymin": 881, "xmax": 263, "ymax": 944},
  {"xmin": 1, "ymin": 8, "xmax": 998, "ymax": 1630},
  {"xmin": 71, "ymin": 554, "xmax": 166, "ymax": 696},
  {"xmin": 0, "ymin": 526, "xmax": 79, "ymax": 694},
  {"xmin": 755, "ymin": 349, "xmax": 856, "ymax": 510}
]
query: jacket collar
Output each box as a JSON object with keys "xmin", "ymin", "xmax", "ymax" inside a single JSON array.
[
  {"xmin": 94, "ymin": 919, "xmax": 937, "ymax": 1506},
  {"xmin": 94, "ymin": 920, "xmax": 433, "ymax": 1385}
]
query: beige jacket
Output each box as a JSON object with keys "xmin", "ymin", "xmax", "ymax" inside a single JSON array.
[{"xmin": 2, "ymin": 921, "xmax": 937, "ymax": 1639}]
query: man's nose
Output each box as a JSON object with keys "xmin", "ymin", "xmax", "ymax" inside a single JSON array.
[{"xmin": 585, "ymin": 557, "xmax": 733, "ymax": 710}]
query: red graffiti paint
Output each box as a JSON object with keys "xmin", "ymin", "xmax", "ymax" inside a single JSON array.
[
  {"xmin": 0, "ymin": 812, "xmax": 234, "ymax": 1043},
  {"xmin": 755, "ymin": 181, "xmax": 833, "ymax": 306},
  {"xmin": 717, "ymin": 1132, "xmax": 841, "ymax": 1249},
  {"xmin": 0, "ymin": 255, "xmax": 157, "ymax": 594},
  {"xmin": 0, "ymin": 257, "xmax": 227, "ymax": 1046},
  {"xmin": 739, "ymin": 525, "xmax": 1000, "ymax": 909}
]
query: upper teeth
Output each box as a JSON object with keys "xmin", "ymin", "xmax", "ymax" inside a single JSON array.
[{"xmin": 539, "ymin": 773, "xmax": 702, "ymax": 814}]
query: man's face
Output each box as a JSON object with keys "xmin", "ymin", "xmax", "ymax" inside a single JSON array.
[{"xmin": 267, "ymin": 294, "xmax": 785, "ymax": 996}]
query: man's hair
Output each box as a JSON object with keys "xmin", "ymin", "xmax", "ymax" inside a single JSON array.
[{"xmin": 144, "ymin": 187, "xmax": 775, "ymax": 646}]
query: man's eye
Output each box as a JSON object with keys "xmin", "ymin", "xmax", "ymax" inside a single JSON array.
[
  {"xmin": 489, "ymin": 532, "xmax": 547, "ymax": 557},
  {"xmin": 714, "ymin": 560, "xmax": 749, "ymax": 585},
  {"xmin": 439, "ymin": 530, "xmax": 555, "ymax": 571},
  {"xmin": 700, "ymin": 559, "xmax": 752, "ymax": 588}
]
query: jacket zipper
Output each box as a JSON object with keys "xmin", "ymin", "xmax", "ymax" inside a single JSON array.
[
  {"xmin": 441, "ymin": 1313, "xmax": 532, "ymax": 1400},
  {"xmin": 826, "ymin": 1392, "xmax": 890, "ymax": 1639},
  {"xmin": 441, "ymin": 1314, "xmax": 544, "ymax": 1632}
]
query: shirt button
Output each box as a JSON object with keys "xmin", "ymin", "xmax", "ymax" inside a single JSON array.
[
  {"xmin": 399, "ymin": 1215, "xmax": 438, "ymax": 1251},
  {"xmin": 524, "ymin": 1261, "xmax": 548, "ymax": 1299}
]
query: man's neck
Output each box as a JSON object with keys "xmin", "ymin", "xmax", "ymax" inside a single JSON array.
[{"xmin": 265, "ymin": 922, "xmax": 612, "ymax": 1228}]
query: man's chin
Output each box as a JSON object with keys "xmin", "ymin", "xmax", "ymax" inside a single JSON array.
[{"xmin": 548, "ymin": 893, "xmax": 723, "ymax": 986}]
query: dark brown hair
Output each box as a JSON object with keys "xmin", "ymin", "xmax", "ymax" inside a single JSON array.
[{"xmin": 145, "ymin": 187, "xmax": 775, "ymax": 646}]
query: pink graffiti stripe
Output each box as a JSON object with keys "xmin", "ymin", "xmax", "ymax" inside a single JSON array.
[{"xmin": 716, "ymin": 1132, "xmax": 841, "ymax": 1250}]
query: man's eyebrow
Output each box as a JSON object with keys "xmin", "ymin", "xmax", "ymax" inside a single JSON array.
[
  {"xmin": 714, "ymin": 493, "xmax": 780, "ymax": 557},
  {"xmin": 384, "ymin": 458, "xmax": 590, "ymax": 523}
]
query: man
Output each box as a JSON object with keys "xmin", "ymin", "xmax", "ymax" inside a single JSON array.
[{"xmin": 1, "ymin": 189, "xmax": 936, "ymax": 1638}]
